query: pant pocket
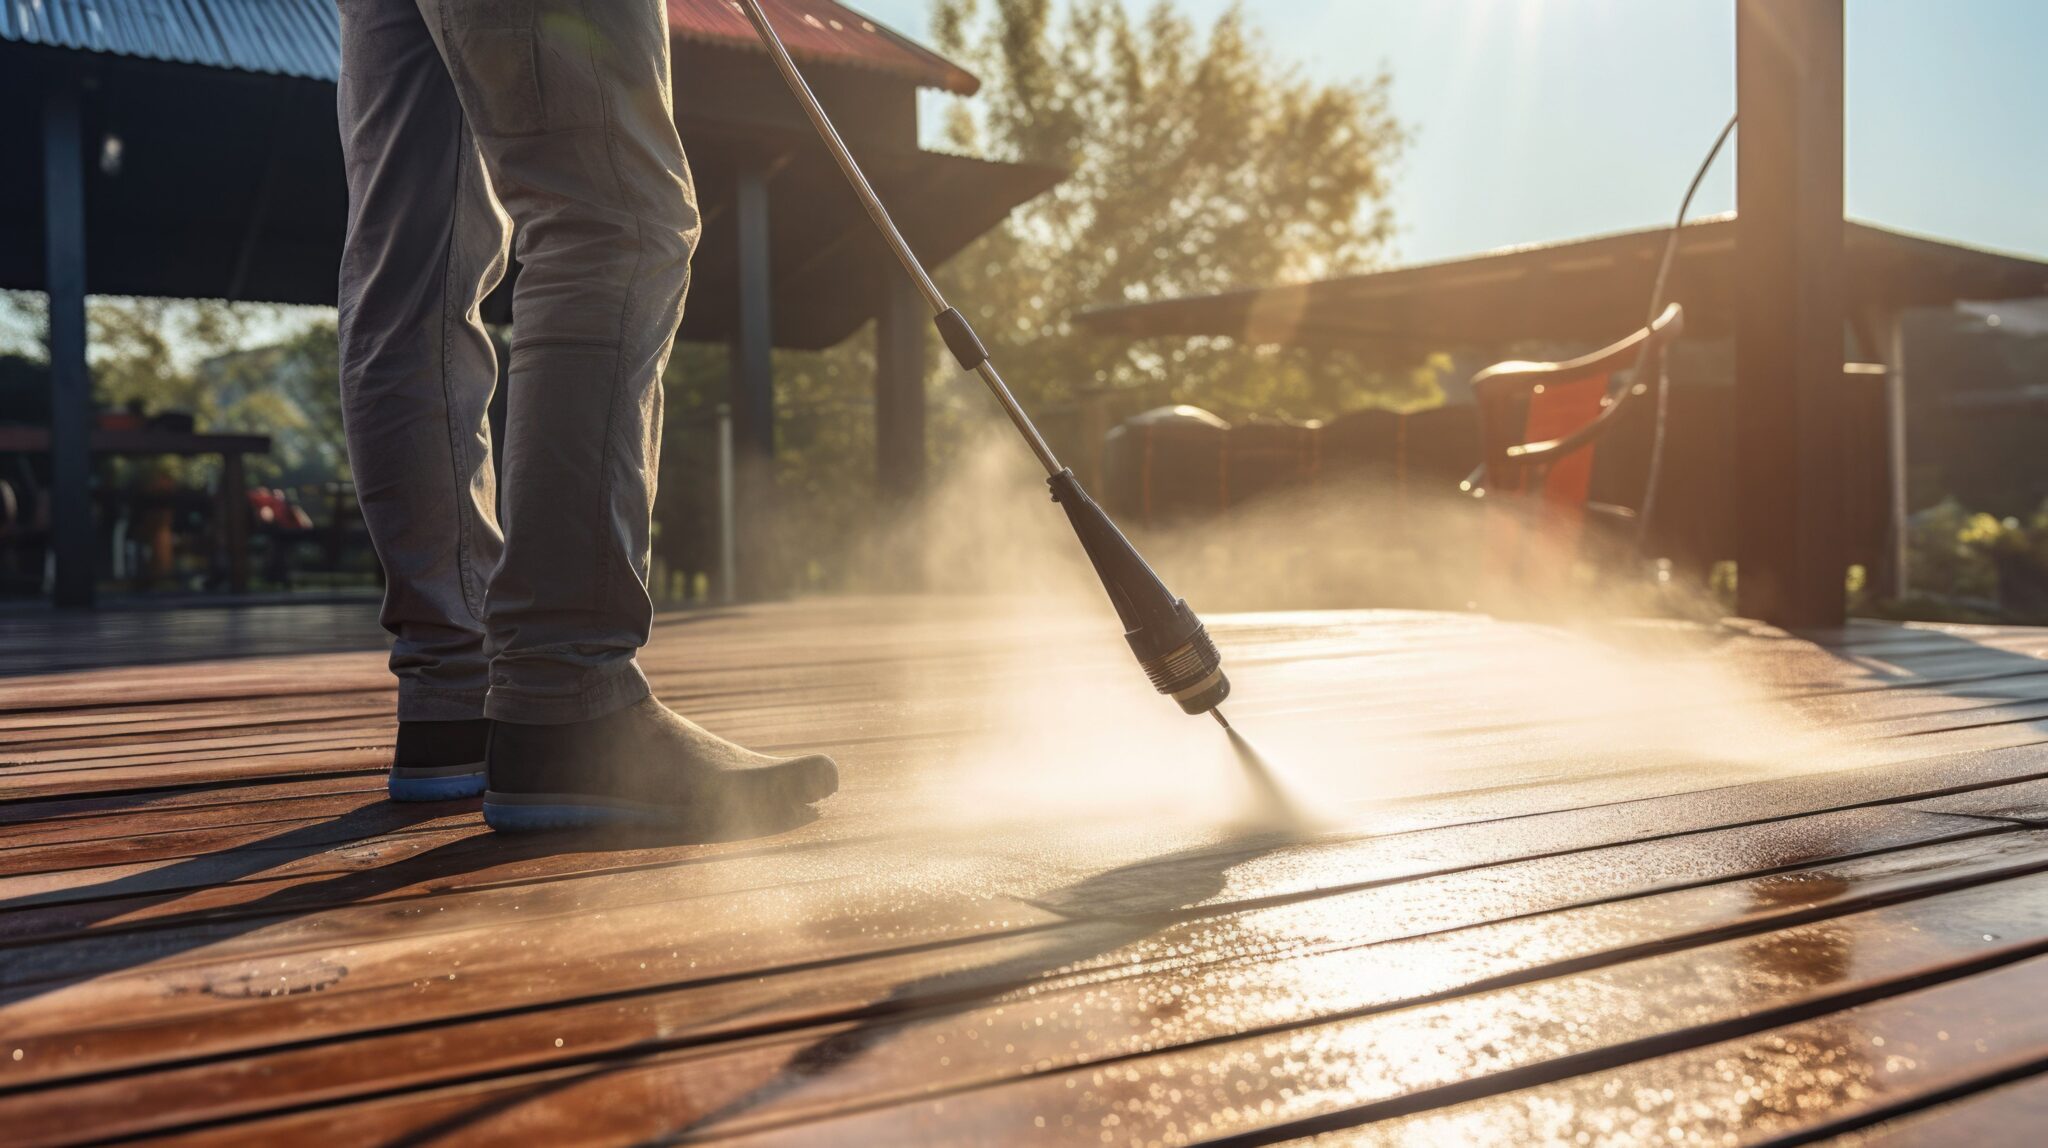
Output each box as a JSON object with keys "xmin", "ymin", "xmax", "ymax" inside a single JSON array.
[
  {"xmin": 447, "ymin": 0, "xmax": 604, "ymax": 136},
  {"xmin": 533, "ymin": 4, "xmax": 607, "ymax": 130}
]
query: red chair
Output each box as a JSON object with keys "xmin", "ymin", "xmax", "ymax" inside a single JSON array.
[{"xmin": 1464, "ymin": 303, "xmax": 1685, "ymax": 587}]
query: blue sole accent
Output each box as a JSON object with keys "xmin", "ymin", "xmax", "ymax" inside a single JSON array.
[
  {"xmin": 482, "ymin": 799, "xmax": 672, "ymax": 833},
  {"xmin": 387, "ymin": 771, "xmax": 487, "ymax": 802}
]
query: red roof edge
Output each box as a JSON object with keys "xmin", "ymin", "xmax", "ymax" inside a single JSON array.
[{"xmin": 669, "ymin": 0, "xmax": 980, "ymax": 96}]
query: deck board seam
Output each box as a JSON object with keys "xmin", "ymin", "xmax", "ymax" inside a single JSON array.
[
  {"xmin": 1753, "ymin": 1056, "xmax": 2048, "ymax": 1147},
  {"xmin": 1176, "ymin": 951, "xmax": 2048, "ymax": 1148},
  {"xmin": 12, "ymin": 751, "xmax": 2048, "ymax": 951},
  {"xmin": 17, "ymin": 823, "xmax": 2045, "ymax": 1105},
  {"xmin": 43, "ymin": 830, "xmax": 2048, "ymax": 1142}
]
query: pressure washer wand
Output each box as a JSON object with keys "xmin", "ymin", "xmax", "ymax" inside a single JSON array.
[{"xmin": 734, "ymin": 0, "xmax": 1231, "ymax": 723}]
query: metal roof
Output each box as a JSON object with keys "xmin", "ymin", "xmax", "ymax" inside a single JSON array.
[
  {"xmin": 0, "ymin": 0, "xmax": 342, "ymax": 81},
  {"xmin": 0, "ymin": 0, "xmax": 976, "ymax": 92}
]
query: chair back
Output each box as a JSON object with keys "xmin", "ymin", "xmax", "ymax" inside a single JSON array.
[
  {"xmin": 1467, "ymin": 303, "xmax": 1685, "ymax": 591},
  {"xmin": 1514, "ymin": 373, "xmax": 1610, "ymax": 509}
]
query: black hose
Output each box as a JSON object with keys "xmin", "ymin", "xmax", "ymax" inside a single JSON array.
[{"xmin": 1634, "ymin": 114, "xmax": 1737, "ymax": 555}]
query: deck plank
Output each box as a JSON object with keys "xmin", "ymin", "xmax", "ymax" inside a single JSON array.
[
  {"xmin": 0, "ymin": 804, "xmax": 2003, "ymax": 1089},
  {"xmin": 6, "ymin": 601, "xmax": 2048, "ymax": 1145},
  {"xmin": 1311, "ymin": 952, "xmax": 2048, "ymax": 1147},
  {"xmin": 1911, "ymin": 777, "xmax": 2048, "ymax": 824},
  {"xmin": 1826, "ymin": 1071, "xmax": 2048, "ymax": 1145},
  {"xmin": 133, "ymin": 858, "xmax": 2048, "ymax": 1147},
  {"xmin": 9, "ymin": 817, "xmax": 2046, "ymax": 1143}
]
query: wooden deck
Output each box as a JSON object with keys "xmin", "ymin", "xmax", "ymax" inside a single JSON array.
[{"xmin": 7, "ymin": 597, "xmax": 2048, "ymax": 1145}]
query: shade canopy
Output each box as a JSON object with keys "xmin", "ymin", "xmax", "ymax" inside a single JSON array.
[
  {"xmin": 679, "ymin": 138, "xmax": 1060, "ymax": 348},
  {"xmin": 0, "ymin": 0, "xmax": 1056, "ymax": 350},
  {"xmin": 1075, "ymin": 216, "xmax": 2048, "ymax": 353}
]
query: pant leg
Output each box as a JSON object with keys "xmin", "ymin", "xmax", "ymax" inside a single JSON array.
[
  {"xmin": 336, "ymin": 0, "xmax": 512, "ymax": 721},
  {"xmin": 419, "ymin": 0, "xmax": 699, "ymax": 724}
]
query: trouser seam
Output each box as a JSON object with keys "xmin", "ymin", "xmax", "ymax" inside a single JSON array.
[
  {"xmin": 593, "ymin": 36, "xmax": 642, "ymax": 619},
  {"xmin": 440, "ymin": 122, "xmax": 485, "ymax": 623}
]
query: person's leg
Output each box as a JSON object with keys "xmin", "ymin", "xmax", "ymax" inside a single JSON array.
[
  {"xmin": 417, "ymin": 0, "xmax": 689, "ymax": 723},
  {"xmin": 337, "ymin": 0, "xmax": 511, "ymax": 798},
  {"xmin": 416, "ymin": 0, "xmax": 835, "ymax": 829}
]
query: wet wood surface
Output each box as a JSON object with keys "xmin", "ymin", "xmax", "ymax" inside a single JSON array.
[{"xmin": 5, "ymin": 598, "xmax": 2048, "ymax": 1145}]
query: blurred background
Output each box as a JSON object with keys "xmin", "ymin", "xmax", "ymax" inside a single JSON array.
[{"xmin": 2, "ymin": 0, "xmax": 2043, "ymax": 624}]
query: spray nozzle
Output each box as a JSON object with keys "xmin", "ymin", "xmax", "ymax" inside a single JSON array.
[{"xmin": 1047, "ymin": 470, "xmax": 1232, "ymax": 717}]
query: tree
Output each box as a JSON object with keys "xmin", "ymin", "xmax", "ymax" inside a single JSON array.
[
  {"xmin": 85, "ymin": 299, "xmax": 343, "ymax": 489},
  {"xmin": 927, "ymin": 0, "xmax": 1430, "ymax": 435}
]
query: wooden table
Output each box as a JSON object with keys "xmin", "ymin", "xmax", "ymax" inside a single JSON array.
[
  {"xmin": 0, "ymin": 425, "xmax": 273, "ymax": 595},
  {"xmin": 4, "ymin": 598, "xmax": 2048, "ymax": 1144}
]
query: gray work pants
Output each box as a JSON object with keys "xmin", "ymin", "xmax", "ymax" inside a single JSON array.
[{"xmin": 336, "ymin": 0, "xmax": 699, "ymax": 724}]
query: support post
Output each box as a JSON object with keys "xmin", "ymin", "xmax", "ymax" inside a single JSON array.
[
  {"xmin": 717, "ymin": 404, "xmax": 737, "ymax": 604},
  {"xmin": 220, "ymin": 451, "xmax": 250, "ymax": 594},
  {"xmin": 1734, "ymin": 0, "xmax": 1848, "ymax": 628},
  {"xmin": 43, "ymin": 75, "xmax": 94, "ymax": 609},
  {"xmin": 731, "ymin": 164, "xmax": 777, "ymax": 464},
  {"xmin": 729, "ymin": 162, "xmax": 776, "ymax": 596},
  {"xmin": 1885, "ymin": 315, "xmax": 1910, "ymax": 601},
  {"xmin": 873, "ymin": 274, "xmax": 927, "ymax": 505}
]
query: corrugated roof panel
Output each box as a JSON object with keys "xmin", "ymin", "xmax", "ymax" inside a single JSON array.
[
  {"xmin": 129, "ymin": 0, "xmax": 211, "ymax": 66},
  {"xmin": 2, "ymin": 0, "xmax": 966, "ymax": 92},
  {"xmin": 121, "ymin": 0, "xmax": 192, "ymax": 64},
  {"xmin": 0, "ymin": 0, "xmax": 342, "ymax": 79},
  {"xmin": 206, "ymin": 0, "xmax": 339, "ymax": 79}
]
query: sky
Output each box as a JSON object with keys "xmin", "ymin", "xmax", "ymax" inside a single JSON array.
[{"xmin": 850, "ymin": 0, "xmax": 2048, "ymax": 266}]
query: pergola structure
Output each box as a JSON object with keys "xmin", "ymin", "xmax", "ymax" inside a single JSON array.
[
  {"xmin": 1081, "ymin": 1, "xmax": 2047, "ymax": 629},
  {"xmin": 1077, "ymin": 216, "xmax": 2048, "ymax": 353},
  {"xmin": 1, "ymin": 0, "xmax": 1062, "ymax": 606}
]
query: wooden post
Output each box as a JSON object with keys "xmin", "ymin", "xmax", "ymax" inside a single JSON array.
[
  {"xmin": 873, "ymin": 274, "xmax": 927, "ymax": 505},
  {"xmin": 43, "ymin": 75, "xmax": 94, "ymax": 609},
  {"xmin": 1884, "ymin": 314, "xmax": 1910, "ymax": 601},
  {"xmin": 1734, "ymin": 0, "xmax": 1848, "ymax": 628},
  {"xmin": 729, "ymin": 161, "xmax": 776, "ymax": 596},
  {"xmin": 717, "ymin": 404, "xmax": 737, "ymax": 604},
  {"xmin": 221, "ymin": 452, "xmax": 250, "ymax": 594},
  {"xmin": 731, "ymin": 164, "xmax": 776, "ymax": 468}
]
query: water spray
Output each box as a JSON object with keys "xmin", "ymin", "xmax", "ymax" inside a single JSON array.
[{"xmin": 735, "ymin": 0, "xmax": 1232, "ymax": 727}]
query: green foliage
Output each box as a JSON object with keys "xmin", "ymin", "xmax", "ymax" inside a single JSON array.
[
  {"xmin": 1873, "ymin": 497, "xmax": 2048, "ymax": 622},
  {"xmin": 199, "ymin": 320, "xmax": 348, "ymax": 486},
  {"xmin": 1907, "ymin": 498, "xmax": 2003, "ymax": 604},
  {"xmin": 928, "ymin": 0, "xmax": 1426, "ymax": 429},
  {"xmin": 0, "ymin": 291, "xmax": 47, "ymax": 360},
  {"xmin": 655, "ymin": 336, "xmax": 890, "ymax": 590},
  {"xmin": 83, "ymin": 299, "xmax": 343, "ymax": 490}
]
